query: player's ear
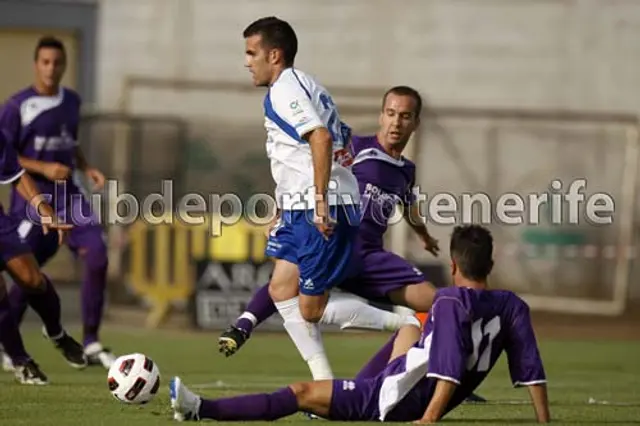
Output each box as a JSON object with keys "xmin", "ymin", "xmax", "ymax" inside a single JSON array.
[
  {"xmin": 450, "ymin": 259, "xmax": 457, "ymax": 276},
  {"xmin": 268, "ymin": 48, "xmax": 280, "ymax": 65}
]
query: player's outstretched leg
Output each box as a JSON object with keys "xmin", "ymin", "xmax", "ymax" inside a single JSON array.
[
  {"xmin": 5, "ymin": 254, "xmax": 88, "ymax": 369},
  {"xmin": 218, "ymin": 282, "xmax": 277, "ymax": 357},
  {"xmin": 70, "ymin": 226, "xmax": 116, "ymax": 369},
  {"xmin": 0, "ymin": 279, "xmax": 48, "ymax": 385},
  {"xmin": 170, "ymin": 376, "xmax": 335, "ymax": 422}
]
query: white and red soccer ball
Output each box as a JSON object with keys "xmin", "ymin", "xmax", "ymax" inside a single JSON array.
[{"xmin": 107, "ymin": 353, "xmax": 161, "ymax": 404}]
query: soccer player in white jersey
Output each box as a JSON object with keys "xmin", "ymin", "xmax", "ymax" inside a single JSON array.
[{"xmin": 241, "ymin": 16, "xmax": 418, "ymax": 382}]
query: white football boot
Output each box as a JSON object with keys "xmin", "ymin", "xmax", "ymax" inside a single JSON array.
[
  {"xmin": 0, "ymin": 347, "xmax": 15, "ymax": 372},
  {"xmin": 84, "ymin": 342, "xmax": 116, "ymax": 369},
  {"xmin": 170, "ymin": 376, "xmax": 202, "ymax": 421}
]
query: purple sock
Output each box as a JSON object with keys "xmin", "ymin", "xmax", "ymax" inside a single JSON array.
[
  {"xmin": 80, "ymin": 254, "xmax": 108, "ymax": 346},
  {"xmin": 355, "ymin": 331, "xmax": 397, "ymax": 380},
  {"xmin": 234, "ymin": 282, "xmax": 277, "ymax": 335},
  {"xmin": 0, "ymin": 294, "xmax": 31, "ymax": 365},
  {"xmin": 27, "ymin": 275, "xmax": 63, "ymax": 338},
  {"xmin": 199, "ymin": 387, "xmax": 298, "ymax": 421},
  {"xmin": 7, "ymin": 283, "xmax": 29, "ymax": 324}
]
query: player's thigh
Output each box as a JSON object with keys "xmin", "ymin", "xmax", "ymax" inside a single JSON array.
[
  {"xmin": 295, "ymin": 206, "xmax": 359, "ymax": 297},
  {"xmin": 67, "ymin": 224, "xmax": 107, "ymax": 261},
  {"xmin": 265, "ymin": 214, "xmax": 300, "ymax": 302},
  {"xmin": 388, "ymin": 281, "xmax": 437, "ymax": 312},
  {"xmin": 5, "ymin": 252, "xmax": 44, "ymax": 289},
  {"xmin": 324, "ymin": 377, "xmax": 382, "ymax": 421},
  {"xmin": 268, "ymin": 259, "xmax": 300, "ymax": 302}
]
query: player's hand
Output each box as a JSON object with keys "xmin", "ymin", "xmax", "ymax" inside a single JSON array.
[
  {"xmin": 423, "ymin": 234, "xmax": 440, "ymax": 257},
  {"xmin": 38, "ymin": 203, "xmax": 73, "ymax": 245},
  {"xmin": 85, "ymin": 167, "xmax": 106, "ymax": 190},
  {"xmin": 42, "ymin": 162, "xmax": 72, "ymax": 181},
  {"xmin": 314, "ymin": 199, "xmax": 335, "ymax": 240},
  {"xmin": 413, "ymin": 418, "xmax": 436, "ymax": 424}
]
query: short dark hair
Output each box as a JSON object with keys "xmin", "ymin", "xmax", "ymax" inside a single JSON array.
[
  {"xmin": 243, "ymin": 17, "xmax": 297, "ymax": 67},
  {"xmin": 382, "ymin": 86, "xmax": 423, "ymax": 117},
  {"xmin": 34, "ymin": 36, "xmax": 66, "ymax": 61},
  {"xmin": 450, "ymin": 225, "xmax": 494, "ymax": 281}
]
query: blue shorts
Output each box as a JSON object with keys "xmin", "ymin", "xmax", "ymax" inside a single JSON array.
[{"xmin": 265, "ymin": 205, "xmax": 360, "ymax": 296}]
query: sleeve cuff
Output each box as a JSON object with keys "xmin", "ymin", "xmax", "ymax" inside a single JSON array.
[
  {"xmin": 513, "ymin": 380, "xmax": 547, "ymax": 388},
  {"xmin": 0, "ymin": 168, "xmax": 25, "ymax": 184},
  {"xmin": 426, "ymin": 373, "xmax": 461, "ymax": 385}
]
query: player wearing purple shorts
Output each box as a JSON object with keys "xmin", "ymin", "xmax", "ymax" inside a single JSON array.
[
  {"xmin": 171, "ymin": 225, "xmax": 550, "ymax": 423},
  {"xmin": 219, "ymin": 87, "xmax": 439, "ymax": 348},
  {"xmin": 0, "ymin": 130, "xmax": 83, "ymax": 384},
  {"xmin": 0, "ymin": 36, "xmax": 114, "ymax": 370}
]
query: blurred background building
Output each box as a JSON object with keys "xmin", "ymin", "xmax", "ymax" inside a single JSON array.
[{"xmin": 1, "ymin": 0, "xmax": 639, "ymax": 329}]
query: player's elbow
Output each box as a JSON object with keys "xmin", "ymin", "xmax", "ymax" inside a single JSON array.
[{"xmin": 304, "ymin": 127, "xmax": 332, "ymax": 146}]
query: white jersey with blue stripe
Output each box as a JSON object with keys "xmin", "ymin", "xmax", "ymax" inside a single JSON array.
[{"xmin": 263, "ymin": 68, "xmax": 360, "ymax": 210}]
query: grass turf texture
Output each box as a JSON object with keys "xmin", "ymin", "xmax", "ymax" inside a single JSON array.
[{"xmin": 0, "ymin": 327, "xmax": 639, "ymax": 425}]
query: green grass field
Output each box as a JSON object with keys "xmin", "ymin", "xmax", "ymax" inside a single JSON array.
[{"xmin": 0, "ymin": 326, "xmax": 639, "ymax": 425}]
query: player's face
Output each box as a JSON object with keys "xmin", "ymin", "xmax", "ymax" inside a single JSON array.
[
  {"xmin": 35, "ymin": 47, "xmax": 66, "ymax": 91},
  {"xmin": 378, "ymin": 94, "xmax": 420, "ymax": 147},
  {"xmin": 244, "ymin": 35, "xmax": 274, "ymax": 87}
]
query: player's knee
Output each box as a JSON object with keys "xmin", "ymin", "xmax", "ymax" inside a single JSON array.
[
  {"xmin": 299, "ymin": 304, "xmax": 324, "ymax": 323},
  {"xmin": 268, "ymin": 278, "xmax": 296, "ymax": 302},
  {"xmin": 289, "ymin": 382, "xmax": 315, "ymax": 409},
  {"xmin": 80, "ymin": 241, "xmax": 108, "ymax": 271},
  {"xmin": 15, "ymin": 269, "xmax": 44, "ymax": 290}
]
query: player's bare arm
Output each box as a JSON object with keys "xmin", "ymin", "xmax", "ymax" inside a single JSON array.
[
  {"xmin": 403, "ymin": 203, "xmax": 439, "ymax": 256},
  {"xmin": 527, "ymin": 383, "xmax": 550, "ymax": 423},
  {"xmin": 75, "ymin": 146, "xmax": 105, "ymax": 190},
  {"xmin": 18, "ymin": 156, "xmax": 71, "ymax": 181},
  {"xmin": 416, "ymin": 379, "xmax": 457, "ymax": 423},
  {"xmin": 15, "ymin": 172, "xmax": 72, "ymax": 244},
  {"xmin": 304, "ymin": 126, "xmax": 334, "ymax": 238}
]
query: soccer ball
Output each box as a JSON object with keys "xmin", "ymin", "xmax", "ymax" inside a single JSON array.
[{"xmin": 107, "ymin": 353, "xmax": 161, "ymax": 404}]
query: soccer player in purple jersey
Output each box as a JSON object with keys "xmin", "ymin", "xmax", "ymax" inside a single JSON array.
[
  {"xmin": 171, "ymin": 225, "xmax": 550, "ymax": 423},
  {"xmin": 0, "ymin": 131, "xmax": 82, "ymax": 384},
  {"xmin": 219, "ymin": 87, "xmax": 439, "ymax": 349},
  {"xmin": 0, "ymin": 36, "xmax": 114, "ymax": 370}
]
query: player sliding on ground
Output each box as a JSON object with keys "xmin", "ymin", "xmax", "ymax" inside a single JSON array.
[
  {"xmin": 237, "ymin": 15, "xmax": 420, "ymax": 384},
  {"xmin": 171, "ymin": 225, "xmax": 550, "ymax": 423},
  {"xmin": 0, "ymin": 131, "xmax": 80, "ymax": 385}
]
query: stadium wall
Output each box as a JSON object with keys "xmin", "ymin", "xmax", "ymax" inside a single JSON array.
[
  {"xmin": 93, "ymin": 0, "xmax": 640, "ymax": 306},
  {"xmin": 96, "ymin": 0, "xmax": 640, "ymax": 113}
]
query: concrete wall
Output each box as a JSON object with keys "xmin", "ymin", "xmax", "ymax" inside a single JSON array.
[
  {"xmin": 94, "ymin": 0, "xmax": 640, "ymax": 306},
  {"xmin": 97, "ymin": 0, "xmax": 640, "ymax": 113}
]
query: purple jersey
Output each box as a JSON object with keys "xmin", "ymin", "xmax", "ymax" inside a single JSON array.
[
  {"xmin": 0, "ymin": 87, "xmax": 83, "ymax": 219},
  {"xmin": 0, "ymin": 132, "xmax": 25, "ymax": 233},
  {"xmin": 349, "ymin": 135, "xmax": 416, "ymax": 248},
  {"xmin": 377, "ymin": 286, "xmax": 546, "ymax": 421}
]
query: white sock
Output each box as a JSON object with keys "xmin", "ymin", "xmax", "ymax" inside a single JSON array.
[
  {"xmin": 238, "ymin": 311, "xmax": 258, "ymax": 326},
  {"xmin": 274, "ymin": 297, "xmax": 333, "ymax": 380},
  {"xmin": 320, "ymin": 291, "xmax": 421, "ymax": 331},
  {"xmin": 393, "ymin": 305, "xmax": 417, "ymax": 317}
]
